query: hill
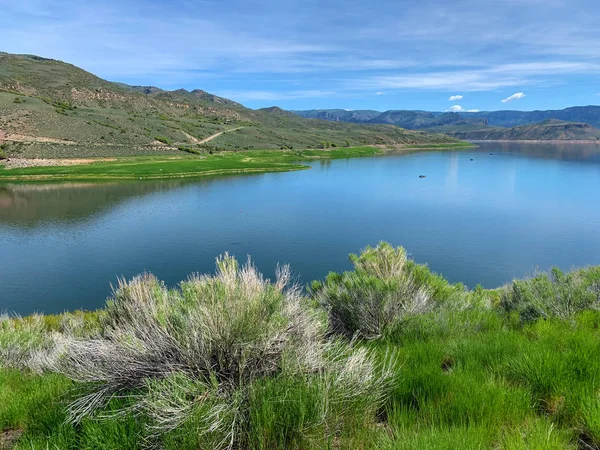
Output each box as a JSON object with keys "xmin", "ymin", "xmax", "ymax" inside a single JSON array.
[
  {"xmin": 293, "ymin": 106, "xmax": 600, "ymax": 139},
  {"xmin": 0, "ymin": 53, "xmax": 459, "ymax": 159},
  {"xmin": 430, "ymin": 119, "xmax": 600, "ymax": 141},
  {"xmin": 464, "ymin": 107, "xmax": 600, "ymax": 128},
  {"xmin": 371, "ymin": 111, "xmax": 488, "ymax": 129},
  {"xmin": 290, "ymin": 109, "xmax": 381, "ymax": 123}
]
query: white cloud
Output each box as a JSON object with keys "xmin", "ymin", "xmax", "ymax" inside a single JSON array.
[
  {"xmin": 501, "ymin": 92, "xmax": 526, "ymax": 103},
  {"xmin": 216, "ymin": 89, "xmax": 335, "ymax": 101},
  {"xmin": 375, "ymin": 91, "xmax": 383, "ymax": 95},
  {"xmin": 447, "ymin": 105, "xmax": 480, "ymax": 112},
  {"xmin": 350, "ymin": 62, "xmax": 600, "ymax": 93},
  {"xmin": 3, "ymin": 0, "xmax": 600, "ymax": 108}
]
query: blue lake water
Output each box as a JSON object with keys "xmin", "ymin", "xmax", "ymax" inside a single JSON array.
[{"xmin": 1, "ymin": 142, "xmax": 600, "ymax": 315}]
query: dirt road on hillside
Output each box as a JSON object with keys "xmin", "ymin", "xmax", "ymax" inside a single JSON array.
[{"xmin": 197, "ymin": 127, "xmax": 244, "ymax": 144}]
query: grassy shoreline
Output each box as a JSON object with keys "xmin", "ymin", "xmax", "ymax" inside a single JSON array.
[
  {"xmin": 0, "ymin": 143, "xmax": 473, "ymax": 182},
  {"xmin": 1, "ymin": 243, "xmax": 600, "ymax": 449}
]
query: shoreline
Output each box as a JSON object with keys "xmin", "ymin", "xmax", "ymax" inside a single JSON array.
[
  {"xmin": 468, "ymin": 139, "xmax": 600, "ymax": 144},
  {"xmin": 0, "ymin": 143, "xmax": 472, "ymax": 183}
]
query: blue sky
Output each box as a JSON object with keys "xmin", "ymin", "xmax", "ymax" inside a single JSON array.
[{"xmin": 2, "ymin": 0, "xmax": 600, "ymax": 111}]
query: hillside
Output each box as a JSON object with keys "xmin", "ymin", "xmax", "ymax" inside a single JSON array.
[
  {"xmin": 0, "ymin": 53, "xmax": 459, "ymax": 159},
  {"xmin": 290, "ymin": 109, "xmax": 381, "ymax": 123},
  {"xmin": 293, "ymin": 106, "xmax": 600, "ymax": 139},
  {"xmin": 432, "ymin": 120, "xmax": 600, "ymax": 141},
  {"xmin": 293, "ymin": 109, "xmax": 486, "ymax": 129},
  {"xmin": 465, "ymin": 107, "xmax": 600, "ymax": 128}
]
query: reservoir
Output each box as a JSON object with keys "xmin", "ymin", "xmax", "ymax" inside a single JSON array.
[{"xmin": 1, "ymin": 142, "xmax": 600, "ymax": 314}]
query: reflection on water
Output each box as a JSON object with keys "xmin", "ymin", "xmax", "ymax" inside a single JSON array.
[
  {"xmin": 0, "ymin": 181, "xmax": 187, "ymax": 226},
  {"xmin": 319, "ymin": 159, "xmax": 332, "ymax": 170},
  {"xmin": 1, "ymin": 142, "xmax": 600, "ymax": 315},
  {"xmin": 0, "ymin": 175, "xmax": 261, "ymax": 226},
  {"xmin": 474, "ymin": 141, "xmax": 600, "ymax": 163}
]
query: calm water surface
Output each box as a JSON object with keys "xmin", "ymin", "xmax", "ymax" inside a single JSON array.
[{"xmin": 2, "ymin": 142, "xmax": 600, "ymax": 314}]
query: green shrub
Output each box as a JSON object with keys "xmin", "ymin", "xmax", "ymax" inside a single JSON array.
[
  {"xmin": 0, "ymin": 315, "xmax": 54, "ymax": 371},
  {"xmin": 314, "ymin": 243, "xmax": 439, "ymax": 340},
  {"xmin": 177, "ymin": 145, "xmax": 201, "ymax": 155},
  {"xmin": 154, "ymin": 136, "xmax": 172, "ymax": 145},
  {"xmin": 500, "ymin": 267, "xmax": 600, "ymax": 322},
  {"xmin": 47, "ymin": 255, "xmax": 392, "ymax": 448},
  {"xmin": 6, "ymin": 246, "xmax": 600, "ymax": 448}
]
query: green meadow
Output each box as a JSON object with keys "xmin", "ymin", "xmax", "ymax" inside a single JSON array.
[{"xmin": 0, "ymin": 145, "xmax": 471, "ymax": 182}]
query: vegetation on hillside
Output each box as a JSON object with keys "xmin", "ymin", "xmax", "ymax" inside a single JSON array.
[
  {"xmin": 432, "ymin": 119, "xmax": 600, "ymax": 141},
  {"xmin": 0, "ymin": 53, "xmax": 460, "ymax": 158},
  {"xmin": 2, "ymin": 243, "xmax": 600, "ymax": 449},
  {"xmin": 294, "ymin": 109, "xmax": 488, "ymax": 129},
  {"xmin": 294, "ymin": 108, "xmax": 600, "ymax": 140},
  {"xmin": 294, "ymin": 106, "xmax": 600, "ymax": 131}
]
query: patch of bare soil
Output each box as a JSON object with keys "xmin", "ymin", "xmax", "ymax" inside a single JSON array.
[
  {"xmin": 0, "ymin": 428, "xmax": 23, "ymax": 449},
  {"xmin": 198, "ymin": 127, "xmax": 244, "ymax": 145},
  {"xmin": 4, "ymin": 158, "xmax": 116, "ymax": 169},
  {"xmin": 180, "ymin": 130, "xmax": 200, "ymax": 144},
  {"xmin": 5, "ymin": 134, "xmax": 77, "ymax": 145}
]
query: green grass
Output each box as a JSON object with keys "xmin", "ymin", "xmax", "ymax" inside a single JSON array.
[
  {"xmin": 373, "ymin": 314, "xmax": 600, "ymax": 449},
  {"xmin": 0, "ymin": 369, "xmax": 144, "ymax": 449},
  {"xmin": 0, "ymin": 146, "xmax": 382, "ymax": 181},
  {"xmin": 2, "ymin": 244, "xmax": 600, "ymax": 449},
  {"xmin": 3, "ymin": 315, "xmax": 600, "ymax": 449},
  {"xmin": 0, "ymin": 144, "xmax": 475, "ymax": 182}
]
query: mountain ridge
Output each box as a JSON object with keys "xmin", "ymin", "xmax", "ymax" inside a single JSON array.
[
  {"xmin": 293, "ymin": 107, "xmax": 600, "ymax": 141},
  {"xmin": 433, "ymin": 119, "xmax": 600, "ymax": 141},
  {"xmin": 293, "ymin": 106, "xmax": 600, "ymax": 128},
  {"xmin": 0, "ymin": 53, "xmax": 460, "ymax": 158}
]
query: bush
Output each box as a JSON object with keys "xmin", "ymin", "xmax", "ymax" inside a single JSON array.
[
  {"xmin": 177, "ymin": 145, "xmax": 201, "ymax": 155},
  {"xmin": 46, "ymin": 255, "xmax": 392, "ymax": 448},
  {"xmin": 314, "ymin": 243, "xmax": 436, "ymax": 340},
  {"xmin": 0, "ymin": 315, "xmax": 55, "ymax": 372},
  {"xmin": 154, "ymin": 136, "xmax": 172, "ymax": 145},
  {"xmin": 500, "ymin": 267, "xmax": 600, "ymax": 322}
]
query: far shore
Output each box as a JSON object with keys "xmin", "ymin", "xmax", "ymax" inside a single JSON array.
[
  {"xmin": 0, "ymin": 143, "xmax": 473, "ymax": 182},
  {"xmin": 468, "ymin": 139, "xmax": 600, "ymax": 144}
]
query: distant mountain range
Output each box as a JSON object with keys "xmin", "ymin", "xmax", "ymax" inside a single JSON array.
[
  {"xmin": 293, "ymin": 108, "xmax": 600, "ymax": 141},
  {"xmin": 430, "ymin": 120, "xmax": 600, "ymax": 141}
]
